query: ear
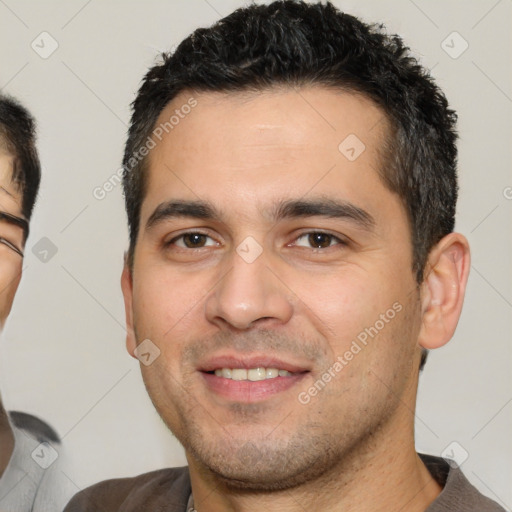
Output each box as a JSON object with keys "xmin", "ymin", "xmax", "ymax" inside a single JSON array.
[
  {"xmin": 418, "ymin": 232, "xmax": 470, "ymax": 350},
  {"xmin": 121, "ymin": 253, "xmax": 137, "ymax": 358}
]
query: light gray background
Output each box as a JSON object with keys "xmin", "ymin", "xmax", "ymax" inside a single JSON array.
[{"xmin": 1, "ymin": 0, "xmax": 511, "ymax": 507}]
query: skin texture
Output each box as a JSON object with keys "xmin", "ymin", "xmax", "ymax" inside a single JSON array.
[
  {"xmin": 0, "ymin": 151, "xmax": 25, "ymax": 476},
  {"xmin": 0, "ymin": 153, "xmax": 24, "ymax": 327},
  {"xmin": 122, "ymin": 87, "xmax": 470, "ymax": 512}
]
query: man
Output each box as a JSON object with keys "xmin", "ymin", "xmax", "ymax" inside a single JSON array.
[
  {"xmin": 65, "ymin": 1, "xmax": 504, "ymax": 510},
  {"xmin": 0, "ymin": 93, "xmax": 74, "ymax": 511}
]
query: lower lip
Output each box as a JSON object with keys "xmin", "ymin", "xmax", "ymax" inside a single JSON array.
[{"xmin": 201, "ymin": 372, "xmax": 307, "ymax": 402}]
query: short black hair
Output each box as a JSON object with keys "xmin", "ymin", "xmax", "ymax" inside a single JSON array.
[
  {"xmin": 122, "ymin": 0, "xmax": 453, "ymax": 371},
  {"xmin": 123, "ymin": 0, "xmax": 458, "ymax": 287},
  {"xmin": 0, "ymin": 93, "xmax": 41, "ymax": 221}
]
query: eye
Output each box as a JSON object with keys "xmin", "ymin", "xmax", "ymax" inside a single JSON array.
[
  {"xmin": 294, "ymin": 232, "xmax": 344, "ymax": 249},
  {"xmin": 170, "ymin": 232, "xmax": 218, "ymax": 249}
]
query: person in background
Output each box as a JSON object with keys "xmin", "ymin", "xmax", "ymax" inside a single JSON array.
[{"xmin": 0, "ymin": 93, "xmax": 74, "ymax": 511}]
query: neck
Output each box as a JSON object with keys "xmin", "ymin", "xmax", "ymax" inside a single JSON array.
[
  {"xmin": 0, "ymin": 397, "xmax": 15, "ymax": 478},
  {"xmin": 187, "ymin": 392, "xmax": 441, "ymax": 511}
]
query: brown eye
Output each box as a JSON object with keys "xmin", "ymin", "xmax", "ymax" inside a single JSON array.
[
  {"xmin": 170, "ymin": 232, "xmax": 217, "ymax": 249},
  {"xmin": 182, "ymin": 233, "xmax": 208, "ymax": 248},
  {"xmin": 295, "ymin": 232, "xmax": 341, "ymax": 249},
  {"xmin": 307, "ymin": 233, "xmax": 334, "ymax": 248}
]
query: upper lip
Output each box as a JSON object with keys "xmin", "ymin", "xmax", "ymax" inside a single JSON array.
[{"xmin": 198, "ymin": 354, "xmax": 310, "ymax": 374}]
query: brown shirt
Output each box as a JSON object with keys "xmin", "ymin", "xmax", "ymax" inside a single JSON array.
[{"xmin": 64, "ymin": 454, "xmax": 505, "ymax": 511}]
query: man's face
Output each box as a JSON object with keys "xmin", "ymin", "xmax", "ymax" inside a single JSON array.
[
  {"xmin": 0, "ymin": 152, "xmax": 24, "ymax": 328},
  {"xmin": 123, "ymin": 87, "xmax": 424, "ymax": 489}
]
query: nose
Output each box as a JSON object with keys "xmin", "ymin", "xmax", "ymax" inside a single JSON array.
[{"xmin": 205, "ymin": 250, "xmax": 294, "ymax": 330}]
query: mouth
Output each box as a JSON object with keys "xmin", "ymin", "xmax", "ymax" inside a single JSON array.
[
  {"xmin": 199, "ymin": 356, "xmax": 310, "ymax": 403},
  {"xmin": 209, "ymin": 367, "xmax": 294, "ymax": 381}
]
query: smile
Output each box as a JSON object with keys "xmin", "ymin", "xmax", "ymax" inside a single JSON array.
[{"xmin": 212, "ymin": 367, "xmax": 292, "ymax": 381}]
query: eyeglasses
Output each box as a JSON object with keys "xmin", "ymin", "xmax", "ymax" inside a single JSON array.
[{"xmin": 0, "ymin": 211, "xmax": 29, "ymax": 258}]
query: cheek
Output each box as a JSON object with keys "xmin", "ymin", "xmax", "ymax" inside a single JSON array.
[
  {"xmin": 0, "ymin": 261, "xmax": 22, "ymax": 323},
  {"xmin": 293, "ymin": 268, "xmax": 396, "ymax": 346},
  {"xmin": 132, "ymin": 266, "xmax": 210, "ymax": 345}
]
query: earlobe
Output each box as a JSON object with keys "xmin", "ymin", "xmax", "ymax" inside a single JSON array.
[
  {"xmin": 418, "ymin": 233, "xmax": 470, "ymax": 350},
  {"xmin": 121, "ymin": 255, "xmax": 137, "ymax": 358}
]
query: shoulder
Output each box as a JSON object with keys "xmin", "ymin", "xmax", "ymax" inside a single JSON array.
[
  {"xmin": 420, "ymin": 454, "xmax": 506, "ymax": 512},
  {"xmin": 64, "ymin": 466, "xmax": 191, "ymax": 512},
  {"xmin": 9, "ymin": 411, "xmax": 60, "ymax": 444},
  {"xmin": 1, "ymin": 412, "xmax": 72, "ymax": 512}
]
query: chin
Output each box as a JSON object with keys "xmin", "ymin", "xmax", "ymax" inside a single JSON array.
[{"xmin": 187, "ymin": 437, "xmax": 338, "ymax": 492}]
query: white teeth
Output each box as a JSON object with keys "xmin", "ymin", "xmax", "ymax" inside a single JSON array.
[
  {"xmin": 231, "ymin": 369, "xmax": 247, "ymax": 381},
  {"xmin": 266, "ymin": 368, "xmax": 279, "ymax": 378},
  {"xmin": 212, "ymin": 367, "xmax": 292, "ymax": 381},
  {"xmin": 221, "ymin": 368, "xmax": 232, "ymax": 379},
  {"xmin": 247, "ymin": 368, "xmax": 266, "ymax": 381}
]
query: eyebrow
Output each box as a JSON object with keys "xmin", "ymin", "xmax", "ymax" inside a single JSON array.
[
  {"xmin": 274, "ymin": 198, "xmax": 375, "ymax": 230},
  {"xmin": 146, "ymin": 198, "xmax": 375, "ymax": 232},
  {"xmin": 146, "ymin": 200, "xmax": 220, "ymax": 230}
]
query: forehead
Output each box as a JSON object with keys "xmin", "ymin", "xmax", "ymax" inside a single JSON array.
[
  {"xmin": 142, "ymin": 86, "xmax": 393, "ymax": 220},
  {"xmin": 0, "ymin": 151, "xmax": 22, "ymax": 216}
]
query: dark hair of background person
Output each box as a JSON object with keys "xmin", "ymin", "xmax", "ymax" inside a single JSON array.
[
  {"xmin": 122, "ymin": 0, "xmax": 460, "ymax": 369},
  {"xmin": 0, "ymin": 94, "xmax": 41, "ymax": 223}
]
